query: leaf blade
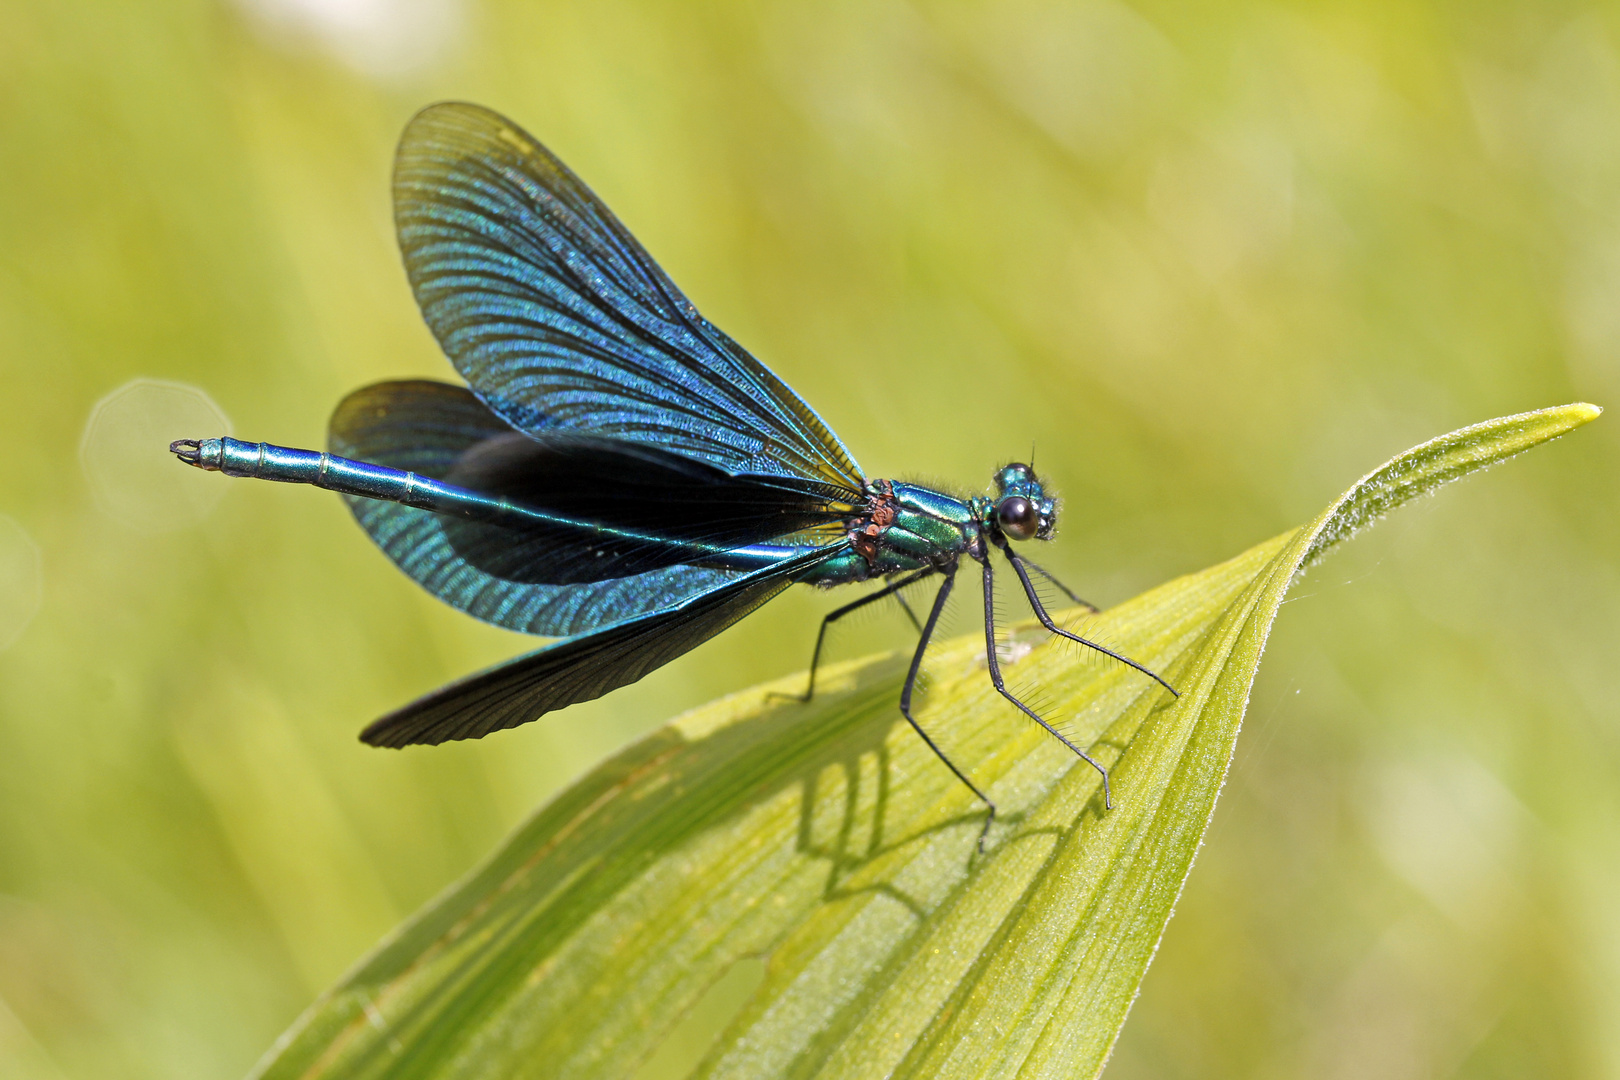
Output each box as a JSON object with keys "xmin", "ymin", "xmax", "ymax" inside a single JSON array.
[{"xmin": 251, "ymin": 403, "xmax": 1599, "ymax": 1080}]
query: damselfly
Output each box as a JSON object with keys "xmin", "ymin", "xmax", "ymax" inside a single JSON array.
[{"xmin": 173, "ymin": 102, "xmax": 1176, "ymax": 845}]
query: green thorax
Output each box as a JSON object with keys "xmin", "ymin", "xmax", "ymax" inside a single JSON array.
[{"xmin": 796, "ymin": 464, "xmax": 1057, "ymax": 586}]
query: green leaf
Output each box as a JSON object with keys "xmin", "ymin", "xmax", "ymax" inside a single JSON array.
[{"xmin": 253, "ymin": 403, "xmax": 1599, "ymax": 1080}]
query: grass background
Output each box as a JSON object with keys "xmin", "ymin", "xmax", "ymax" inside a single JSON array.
[{"xmin": 0, "ymin": 1, "xmax": 1615, "ymax": 1077}]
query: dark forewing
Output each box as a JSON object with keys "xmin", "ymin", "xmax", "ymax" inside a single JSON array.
[
  {"xmin": 393, "ymin": 101, "xmax": 865, "ymax": 489},
  {"xmin": 360, "ymin": 546, "xmax": 838, "ymax": 746},
  {"xmin": 436, "ymin": 427, "xmax": 852, "ymax": 584},
  {"xmin": 329, "ymin": 380, "xmax": 755, "ymax": 636}
]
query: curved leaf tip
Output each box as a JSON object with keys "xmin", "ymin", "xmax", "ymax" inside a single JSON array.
[
  {"xmin": 251, "ymin": 403, "xmax": 1599, "ymax": 1080},
  {"xmin": 1302, "ymin": 401, "xmax": 1601, "ymax": 567}
]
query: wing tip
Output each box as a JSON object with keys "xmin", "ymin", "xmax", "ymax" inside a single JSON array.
[
  {"xmin": 406, "ymin": 99, "xmax": 500, "ymax": 129},
  {"xmin": 358, "ymin": 717, "xmax": 419, "ymax": 748}
]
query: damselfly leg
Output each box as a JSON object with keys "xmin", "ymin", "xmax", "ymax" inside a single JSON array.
[
  {"xmin": 772, "ymin": 567, "xmax": 936, "ymax": 705},
  {"xmin": 1000, "ymin": 543, "xmax": 1179, "ymax": 699},
  {"xmin": 1017, "ymin": 557, "xmax": 1098, "ymax": 612},
  {"xmin": 896, "ymin": 568, "xmax": 999, "ymax": 853},
  {"xmin": 980, "ymin": 559, "xmax": 1115, "ymax": 812}
]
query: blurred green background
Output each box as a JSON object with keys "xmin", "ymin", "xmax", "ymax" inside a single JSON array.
[{"xmin": 1, "ymin": 0, "xmax": 1616, "ymax": 1076}]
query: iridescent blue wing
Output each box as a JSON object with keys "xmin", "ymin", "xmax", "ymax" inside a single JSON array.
[
  {"xmin": 359, "ymin": 545, "xmax": 836, "ymax": 747},
  {"xmin": 393, "ymin": 101, "xmax": 865, "ymax": 490},
  {"xmin": 435, "ymin": 430, "xmax": 853, "ymax": 585},
  {"xmin": 336, "ymin": 381, "xmax": 853, "ymax": 583},
  {"xmin": 329, "ymin": 380, "xmax": 758, "ymax": 637}
]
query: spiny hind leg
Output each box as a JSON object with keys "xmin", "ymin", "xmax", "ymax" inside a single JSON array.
[{"xmin": 770, "ymin": 566, "xmax": 935, "ymax": 704}]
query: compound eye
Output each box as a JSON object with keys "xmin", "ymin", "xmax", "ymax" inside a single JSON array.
[{"xmin": 997, "ymin": 495, "xmax": 1039, "ymax": 541}]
